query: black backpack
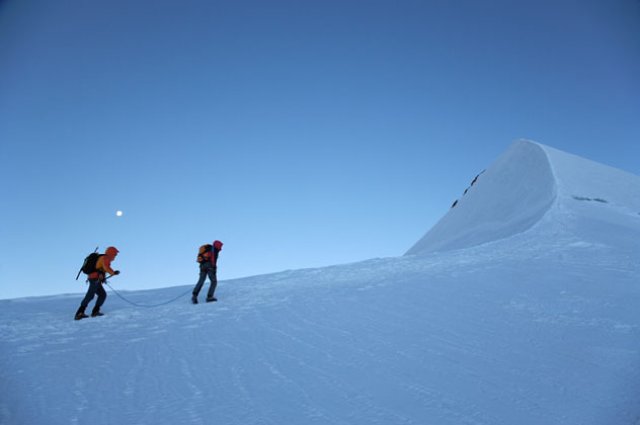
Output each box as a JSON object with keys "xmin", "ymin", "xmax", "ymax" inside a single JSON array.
[{"xmin": 76, "ymin": 252, "xmax": 103, "ymax": 280}]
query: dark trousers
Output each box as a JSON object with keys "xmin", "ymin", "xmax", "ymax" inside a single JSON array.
[
  {"xmin": 80, "ymin": 279, "xmax": 107, "ymax": 311},
  {"xmin": 193, "ymin": 264, "xmax": 217, "ymax": 299}
]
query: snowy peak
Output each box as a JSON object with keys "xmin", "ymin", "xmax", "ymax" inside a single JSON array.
[
  {"xmin": 406, "ymin": 140, "xmax": 640, "ymax": 255},
  {"xmin": 406, "ymin": 140, "xmax": 557, "ymax": 255}
]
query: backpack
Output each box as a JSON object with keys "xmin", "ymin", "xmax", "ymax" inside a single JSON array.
[
  {"xmin": 81, "ymin": 253, "xmax": 103, "ymax": 275},
  {"xmin": 197, "ymin": 244, "xmax": 212, "ymax": 263}
]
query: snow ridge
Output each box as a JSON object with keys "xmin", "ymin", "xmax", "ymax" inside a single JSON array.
[
  {"xmin": 406, "ymin": 140, "xmax": 557, "ymax": 255},
  {"xmin": 406, "ymin": 140, "xmax": 640, "ymax": 255}
]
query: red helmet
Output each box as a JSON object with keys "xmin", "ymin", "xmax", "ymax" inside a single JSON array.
[
  {"xmin": 105, "ymin": 246, "xmax": 119, "ymax": 258},
  {"xmin": 213, "ymin": 240, "xmax": 223, "ymax": 250}
]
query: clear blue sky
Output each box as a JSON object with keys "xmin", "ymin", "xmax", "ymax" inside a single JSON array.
[{"xmin": 1, "ymin": 0, "xmax": 639, "ymax": 299}]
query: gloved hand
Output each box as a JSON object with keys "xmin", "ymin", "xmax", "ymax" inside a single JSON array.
[{"xmin": 113, "ymin": 270, "xmax": 120, "ymax": 275}]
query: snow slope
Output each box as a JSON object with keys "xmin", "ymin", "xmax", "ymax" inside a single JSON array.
[
  {"xmin": 407, "ymin": 140, "xmax": 557, "ymax": 255},
  {"xmin": 1, "ymin": 141, "xmax": 640, "ymax": 425},
  {"xmin": 406, "ymin": 139, "xmax": 640, "ymax": 255}
]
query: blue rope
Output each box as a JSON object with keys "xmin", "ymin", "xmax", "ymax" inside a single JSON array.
[{"xmin": 105, "ymin": 282, "xmax": 192, "ymax": 308}]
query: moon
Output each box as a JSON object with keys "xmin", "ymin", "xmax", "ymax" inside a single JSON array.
[{"xmin": 116, "ymin": 210, "xmax": 123, "ymax": 217}]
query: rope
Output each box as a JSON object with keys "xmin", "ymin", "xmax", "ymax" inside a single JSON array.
[{"xmin": 104, "ymin": 282, "xmax": 193, "ymax": 308}]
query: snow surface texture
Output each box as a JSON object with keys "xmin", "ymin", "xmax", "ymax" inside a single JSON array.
[{"xmin": 1, "ymin": 140, "xmax": 639, "ymax": 425}]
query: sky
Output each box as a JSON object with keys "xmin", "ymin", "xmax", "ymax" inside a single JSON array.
[
  {"xmin": 2, "ymin": 139, "xmax": 639, "ymax": 424},
  {"xmin": 1, "ymin": 0, "xmax": 639, "ymax": 299}
]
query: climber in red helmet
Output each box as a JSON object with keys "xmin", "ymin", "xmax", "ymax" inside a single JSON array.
[{"xmin": 192, "ymin": 240, "xmax": 223, "ymax": 304}]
